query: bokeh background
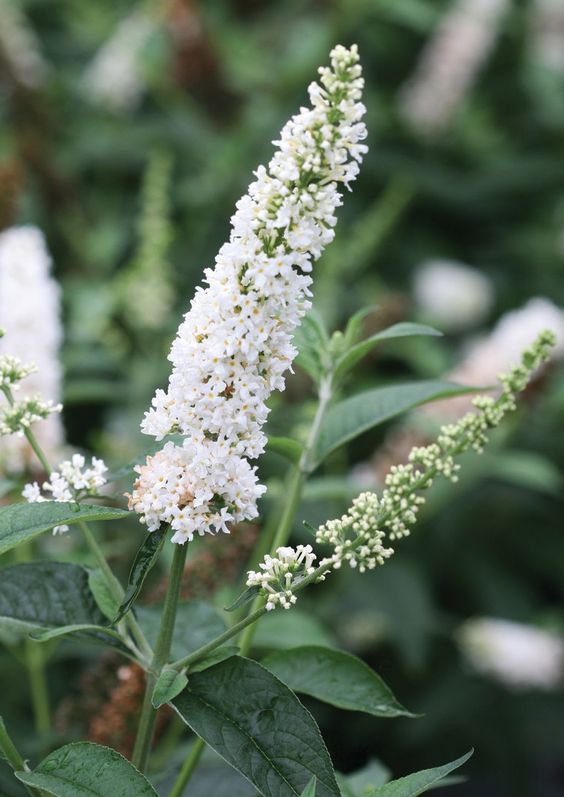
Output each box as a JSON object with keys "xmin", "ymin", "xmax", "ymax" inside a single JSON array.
[{"xmin": 1, "ymin": 1, "xmax": 564, "ymax": 795}]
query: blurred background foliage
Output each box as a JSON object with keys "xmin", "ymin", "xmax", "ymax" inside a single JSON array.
[{"xmin": 1, "ymin": 1, "xmax": 564, "ymax": 795}]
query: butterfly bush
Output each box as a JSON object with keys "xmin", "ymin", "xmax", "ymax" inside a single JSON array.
[
  {"xmin": 248, "ymin": 332, "xmax": 555, "ymax": 610},
  {"xmin": 0, "ymin": 227, "xmax": 64, "ymax": 472},
  {"xmin": 129, "ymin": 45, "xmax": 368, "ymax": 544}
]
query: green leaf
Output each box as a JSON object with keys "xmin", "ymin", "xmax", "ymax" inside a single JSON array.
[
  {"xmin": 294, "ymin": 311, "xmax": 329, "ymax": 383},
  {"xmin": 311, "ymin": 381, "xmax": 476, "ymax": 469},
  {"xmin": 301, "ymin": 776, "xmax": 317, "ymax": 797},
  {"xmin": 335, "ymin": 323, "xmax": 442, "ymax": 383},
  {"xmin": 172, "ymin": 656, "xmax": 340, "ymax": 797},
  {"xmin": 0, "ymin": 502, "xmax": 130, "ymax": 556},
  {"xmin": 267, "ymin": 436, "xmax": 304, "ymax": 465},
  {"xmin": 263, "ymin": 646, "xmax": 413, "ymax": 718},
  {"xmin": 337, "ymin": 760, "xmax": 391, "ymax": 797},
  {"xmin": 343, "ymin": 306, "xmax": 379, "ymax": 347},
  {"xmin": 138, "ymin": 601, "xmax": 227, "ymax": 662},
  {"xmin": 15, "ymin": 742, "xmax": 158, "ymax": 796},
  {"xmin": 30, "ymin": 624, "xmax": 123, "ymax": 643},
  {"xmin": 113, "ymin": 527, "xmax": 167, "ymax": 624},
  {"xmin": 253, "ymin": 609, "xmax": 336, "ymax": 651},
  {"xmin": 188, "ymin": 645, "xmax": 240, "ymax": 674},
  {"xmin": 481, "ymin": 449, "xmax": 563, "ymax": 496},
  {"xmin": 88, "ymin": 568, "xmax": 120, "ymax": 621},
  {"xmin": 152, "ymin": 667, "xmax": 189, "ymax": 709},
  {"xmin": 366, "ymin": 751, "xmax": 473, "ymax": 796},
  {"xmin": 0, "ymin": 562, "xmax": 106, "ymax": 637}
]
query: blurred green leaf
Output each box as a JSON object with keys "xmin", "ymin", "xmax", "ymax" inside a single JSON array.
[
  {"xmin": 294, "ymin": 311, "xmax": 330, "ymax": 383},
  {"xmin": 337, "ymin": 760, "xmax": 391, "ymax": 797},
  {"xmin": 266, "ymin": 436, "xmax": 304, "ymax": 465},
  {"xmin": 263, "ymin": 646, "xmax": 414, "ymax": 718},
  {"xmin": 252, "ymin": 609, "xmax": 336, "ymax": 651},
  {"xmin": 334, "ymin": 323, "xmax": 442, "ymax": 383},
  {"xmin": 311, "ymin": 381, "xmax": 476, "ymax": 469}
]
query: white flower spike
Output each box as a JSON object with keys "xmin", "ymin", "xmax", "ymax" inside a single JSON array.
[{"xmin": 129, "ymin": 45, "xmax": 368, "ymax": 544}]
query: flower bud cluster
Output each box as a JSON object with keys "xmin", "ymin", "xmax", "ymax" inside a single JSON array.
[
  {"xmin": 246, "ymin": 545, "xmax": 317, "ymax": 611},
  {"xmin": 379, "ymin": 330, "xmax": 555, "ymax": 540},
  {"xmin": 246, "ymin": 333, "xmax": 555, "ymax": 612},
  {"xmin": 0, "ymin": 397, "xmax": 62, "ymax": 437},
  {"xmin": 130, "ymin": 45, "xmax": 367, "ymax": 544},
  {"xmin": 319, "ymin": 331, "xmax": 555, "ymax": 572},
  {"xmin": 316, "ymin": 492, "xmax": 394, "ymax": 573},
  {"xmin": 23, "ymin": 454, "xmax": 108, "ymax": 534},
  {"xmin": 0, "ymin": 355, "xmax": 37, "ymax": 389}
]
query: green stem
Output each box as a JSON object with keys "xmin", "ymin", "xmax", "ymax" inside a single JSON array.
[
  {"xmin": 0, "ymin": 716, "xmax": 43, "ymax": 797},
  {"xmin": 13, "ymin": 544, "xmax": 50, "ymax": 734},
  {"xmin": 167, "ymin": 738, "xmax": 205, "ymax": 797},
  {"xmin": 132, "ymin": 543, "xmax": 188, "ymax": 773},
  {"xmin": 26, "ymin": 643, "xmax": 50, "ymax": 735}
]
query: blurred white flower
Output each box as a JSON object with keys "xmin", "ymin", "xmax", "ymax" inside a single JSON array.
[
  {"xmin": 84, "ymin": 8, "xmax": 155, "ymax": 114},
  {"xmin": 413, "ymin": 297, "xmax": 564, "ymax": 423},
  {"xmin": 0, "ymin": 226, "xmax": 64, "ymax": 474},
  {"xmin": 0, "ymin": 0, "xmax": 48, "ymax": 88},
  {"xmin": 451, "ymin": 297, "xmax": 564, "ymax": 387},
  {"xmin": 530, "ymin": 0, "xmax": 564, "ymax": 74},
  {"xmin": 398, "ymin": 0, "xmax": 510, "ymax": 137},
  {"xmin": 414, "ymin": 259, "xmax": 494, "ymax": 331},
  {"xmin": 457, "ymin": 617, "xmax": 564, "ymax": 690}
]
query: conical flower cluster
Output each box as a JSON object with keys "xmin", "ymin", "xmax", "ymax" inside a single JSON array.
[{"xmin": 129, "ymin": 45, "xmax": 368, "ymax": 543}]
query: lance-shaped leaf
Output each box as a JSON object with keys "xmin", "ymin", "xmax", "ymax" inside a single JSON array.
[
  {"xmin": 152, "ymin": 668, "xmax": 189, "ymax": 709},
  {"xmin": 88, "ymin": 568, "xmax": 120, "ymax": 621},
  {"xmin": 16, "ymin": 742, "xmax": 158, "ymax": 796},
  {"xmin": 337, "ymin": 760, "xmax": 391, "ymax": 796},
  {"xmin": 310, "ymin": 380, "xmax": 477, "ymax": 469},
  {"xmin": 334, "ymin": 323, "xmax": 441, "ymax": 383},
  {"xmin": 0, "ymin": 562, "xmax": 107, "ymax": 637},
  {"xmin": 366, "ymin": 751, "xmax": 473, "ymax": 796},
  {"xmin": 263, "ymin": 646, "xmax": 414, "ymax": 718},
  {"xmin": 294, "ymin": 311, "xmax": 330, "ymax": 383},
  {"xmin": 113, "ymin": 526, "xmax": 167, "ymax": 624},
  {"xmin": 343, "ymin": 306, "xmax": 379, "ymax": 348},
  {"xmin": 0, "ymin": 502, "xmax": 130, "ymax": 555},
  {"xmin": 172, "ymin": 656, "xmax": 340, "ymax": 797}
]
